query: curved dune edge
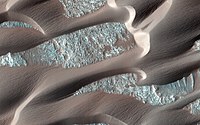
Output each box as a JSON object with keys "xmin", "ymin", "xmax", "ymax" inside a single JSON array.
[{"xmin": 1, "ymin": 0, "xmax": 200, "ymax": 125}]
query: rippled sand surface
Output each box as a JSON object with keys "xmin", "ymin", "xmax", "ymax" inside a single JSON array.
[{"xmin": 1, "ymin": 0, "xmax": 200, "ymax": 125}]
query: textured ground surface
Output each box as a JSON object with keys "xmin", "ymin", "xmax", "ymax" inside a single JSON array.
[{"xmin": 1, "ymin": 0, "xmax": 200, "ymax": 124}]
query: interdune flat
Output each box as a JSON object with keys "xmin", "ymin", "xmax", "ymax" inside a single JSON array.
[{"xmin": 1, "ymin": 0, "xmax": 200, "ymax": 125}]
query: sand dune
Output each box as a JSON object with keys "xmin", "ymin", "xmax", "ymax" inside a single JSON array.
[{"xmin": 1, "ymin": 0, "xmax": 200, "ymax": 125}]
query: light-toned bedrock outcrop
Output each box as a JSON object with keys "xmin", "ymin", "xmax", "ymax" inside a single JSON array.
[
  {"xmin": 1, "ymin": 66, "xmax": 200, "ymax": 125},
  {"xmin": 0, "ymin": 0, "xmax": 171, "ymax": 57},
  {"xmin": 0, "ymin": 0, "xmax": 128, "ymax": 56},
  {"xmin": 1, "ymin": 0, "xmax": 200, "ymax": 125}
]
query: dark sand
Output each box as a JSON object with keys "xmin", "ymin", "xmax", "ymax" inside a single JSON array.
[{"xmin": 1, "ymin": 0, "xmax": 200, "ymax": 125}]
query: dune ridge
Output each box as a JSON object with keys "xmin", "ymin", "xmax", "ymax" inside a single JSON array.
[{"xmin": 1, "ymin": 0, "xmax": 200, "ymax": 125}]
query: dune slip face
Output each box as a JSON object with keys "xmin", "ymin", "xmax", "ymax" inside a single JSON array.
[{"xmin": 1, "ymin": 0, "xmax": 200, "ymax": 125}]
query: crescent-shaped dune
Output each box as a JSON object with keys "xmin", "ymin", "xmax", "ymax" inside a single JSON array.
[{"xmin": 1, "ymin": 0, "xmax": 200, "ymax": 125}]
